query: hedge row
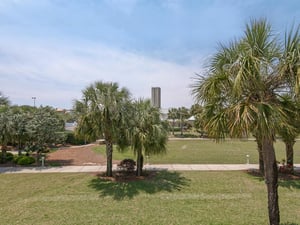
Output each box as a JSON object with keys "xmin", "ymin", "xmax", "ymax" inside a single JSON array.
[{"xmin": 0, "ymin": 152, "xmax": 35, "ymax": 165}]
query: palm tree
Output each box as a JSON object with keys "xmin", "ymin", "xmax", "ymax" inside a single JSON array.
[
  {"xmin": 178, "ymin": 107, "xmax": 190, "ymax": 136},
  {"xmin": 277, "ymin": 25, "xmax": 300, "ymax": 172},
  {"xmin": 278, "ymin": 95, "xmax": 300, "ymax": 172},
  {"xmin": 167, "ymin": 108, "xmax": 178, "ymax": 135},
  {"xmin": 279, "ymin": 24, "xmax": 300, "ymax": 95},
  {"xmin": 127, "ymin": 99, "xmax": 168, "ymax": 176},
  {"xmin": 190, "ymin": 104, "xmax": 205, "ymax": 136},
  {"xmin": 75, "ymin": 81, "xmax": 130, "ymax": 177},
  {"xmin": 192, "ymin": 19, "xmax": 296, "ymax": 225}
]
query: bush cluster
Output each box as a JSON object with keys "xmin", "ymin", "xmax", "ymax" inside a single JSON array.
[
  {"xmin": 14, "ymin": 155, "xmax": 35, "ymax": 165},
  {"xmin": 0, "ymin": 152, "xmax": 14, "ymax": 163},
  {"xmin": 118, "ymin": 159, "xmax": 136, "ymax": 172},
  {"xmin": 65, "ymin": 131, "xmax": 87, "ymax": 145}
]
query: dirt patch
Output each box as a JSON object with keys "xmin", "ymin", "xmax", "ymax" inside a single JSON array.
[{"xmin": 46, "ymin": 144, "xmax": 118, "ymax": 166}]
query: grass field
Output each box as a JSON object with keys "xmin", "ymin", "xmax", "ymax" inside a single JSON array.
[
  {"xmin": 0, "ymin": 171, "xmax": 299, "ymax": 225},
  {"xmin": 93, "ymin": 139, "xmax": 300, "ymax": 164}
]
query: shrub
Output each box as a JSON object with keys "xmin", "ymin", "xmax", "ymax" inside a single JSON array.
[
  {"xmin": 0, "ymin": 152, "xmax": 14, "ymax": 162},
  {"xmin": 118, "ymin": 159, "xmax": 136, "ymax": 172},
  {"xmin": 6, "ymin": 152, "xmax": 14, "ymax": 161},
  {"xmin": 170, "ymin": 127, "xmax": 181, "ymax": 132},
  {"xmin": 65, "ymin": 131, "xmax": 87, "ymax": 145},
  {"xmin": 14, "ymin": 155, "xmax": 36, "ymax": 165}
]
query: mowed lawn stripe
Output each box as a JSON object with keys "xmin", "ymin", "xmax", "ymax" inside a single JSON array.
[
  {"xmin": 93, "ymin": 139, "xmax": 300, "ymax": 164},
  {"xmin": 0, "ymin": 172, "xmax": 299, "ymax": 225}
]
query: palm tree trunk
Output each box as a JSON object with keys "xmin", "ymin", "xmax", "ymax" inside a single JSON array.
[
  {"xmin": 136, "ymin": 151, "xmax": 143, "ymax": 176},
  {"xmin": 105, "ymin": 140, "xmax": 113, "ymax": 177},
  {"xmin": 285, "ymin": 141, "xmax": 294, "ymax": 172},
  {"xmin": 257, "ymin": 139, "xmax": 264, "ymax": 174},
  {"xmin": 262, "ymin": 138, "xmax": 280, "ymax": 225}
]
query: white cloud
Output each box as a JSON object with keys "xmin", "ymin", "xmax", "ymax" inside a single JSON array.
[{"xmin": 0, "ymin": 36, "xmax": 201, "ymax": 109}]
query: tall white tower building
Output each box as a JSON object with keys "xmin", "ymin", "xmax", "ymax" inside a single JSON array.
[{"xmin": 151, "ymin": 87, "xmax": 161, "ymax": 108}]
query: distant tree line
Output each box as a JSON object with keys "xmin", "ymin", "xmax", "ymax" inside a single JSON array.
[{"xmin": 0, "ymin": 97, "xmax": 66, "ymax": 164}]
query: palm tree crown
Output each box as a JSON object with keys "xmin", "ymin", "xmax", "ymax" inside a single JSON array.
[{"xmin": 127, "ymin": 99, "xmax": 168, "ymax": 176}]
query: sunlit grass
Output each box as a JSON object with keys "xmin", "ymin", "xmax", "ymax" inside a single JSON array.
[
  {"xmin": 0, "ymin": 172, "xmax": 299, "ymax": 225},
  {"xmin": 93, "ymin": 139, "xmax": 300, "ymax": 164}
]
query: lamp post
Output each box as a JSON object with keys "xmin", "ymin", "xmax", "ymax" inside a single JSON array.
[{"xmin": 32, "ymin": 97, "xmax": 36, "ymax": 107}]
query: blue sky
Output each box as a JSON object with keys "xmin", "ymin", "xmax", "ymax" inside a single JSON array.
[{"xmin": 0, "ymin": 0, "xmax": 299, "ymax": 109}]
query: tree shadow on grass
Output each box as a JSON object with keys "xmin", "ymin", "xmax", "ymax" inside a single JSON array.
[
  {"xmin": 246, "ymin": 169, "xmax": 300, "ymax": 190},
  {"xmin": 88, "ymin": 170, "xmax": 190, "ymax": 200},
  {"xmin": 280, "ymin": 223, "xmax": 299, "ymax": 225},
  {"xmin": 278, "ymin": 178, "xmax": 300, "ymax": 190}
]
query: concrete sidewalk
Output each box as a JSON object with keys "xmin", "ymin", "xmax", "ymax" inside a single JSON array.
[{"xmin": 1, "ymin": 164, "xmax": 300, "ymax": 174}]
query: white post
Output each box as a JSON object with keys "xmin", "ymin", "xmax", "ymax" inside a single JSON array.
[
  {"xmin": 41, "ymin": 156, "xmax": 45, "ymax": 167},
  {"xmin": 246, "ymin": 154, "xmax": 250, "ymax": 164}
]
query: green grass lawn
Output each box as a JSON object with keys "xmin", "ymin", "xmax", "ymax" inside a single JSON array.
[
  {"xmin": 0, "ymin": 172, "xmax": 299, "ymax": 225},
  {"xmin": 93, "ymin": 139, "xmax": 300, "ymax": 164}
]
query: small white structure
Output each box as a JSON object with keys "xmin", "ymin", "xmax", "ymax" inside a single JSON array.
[
  {"xmin": 188, "ymin": 116, "xmax": 195, "ymax": 121},
  {"xmin": 65, "ymin": 122, "xmax": 77, "ymax": 131}
]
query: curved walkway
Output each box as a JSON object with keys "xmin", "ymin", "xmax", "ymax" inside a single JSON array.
[{"xmin": 1, "ymin": 164, "xmax": 300, "ymax": 174}]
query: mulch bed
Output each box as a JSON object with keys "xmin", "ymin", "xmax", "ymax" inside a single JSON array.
[{"xmin": 1, "ymin": 144, "xmax": 117, "ymax": 167}]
